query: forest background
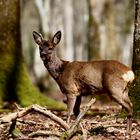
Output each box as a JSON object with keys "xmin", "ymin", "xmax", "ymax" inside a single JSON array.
[
  {"xmin": 0, "ymin": 0, "xmax": 138, "ymax": 115},
  {"xmin": 1, "ymin": 0, "xmax": 140, "ymax": 139},
  {"xmin": 21, "ymin": 0, "xmax": 134, "ymax": 100}
]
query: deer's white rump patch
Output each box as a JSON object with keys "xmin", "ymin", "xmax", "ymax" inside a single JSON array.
[{"xmin": 122, "ymin": 70, "xmax": 134, "ymax": 82}]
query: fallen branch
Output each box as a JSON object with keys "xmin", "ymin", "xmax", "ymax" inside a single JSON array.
[
  {"xmin": 0, "ymin": 99, "xmax": 96, "ymax": 140},
  {"xmin": 0, "ymin": 105, "xmax": 33, "ymax": 123},
  {"xmin": 0, "ymin": 104, "xmax": 69, "ymax": 130},
  {"xmin": 61, "ymin": 98, "xmax": 96, "ymax": 140},
  {"xmin": 17, "ymin": 118, "xmax": 39, "ymax": 125},
  {"xmin": 0, "ymin": 104, "xmax": 70, "ymax": 140},
  {"xmin": 31, "ymin": 104, "xmax": 69, "ymax": 130}
]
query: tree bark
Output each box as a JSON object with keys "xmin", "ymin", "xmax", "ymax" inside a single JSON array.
[
  {"xmin": 104, "ymin": 0, "xmax": 117, "ymax": 59},
  {"xmin": 87, "ymin": 0, "xmax": 100, "ymax": 60},
  {"xmin": 63, "ymin": 0, "xmax": 74, "ymax": 61},
  {"xmin": 0, "ymin": 0, "xmax": 66, "ymax": 110},
  {"xmin": 130, "ymin": 0, "xmax": 140, "ymax": 117},
  {"xmin": 73, "ymin": 0, "xmax": 88, "ymax": 61}
]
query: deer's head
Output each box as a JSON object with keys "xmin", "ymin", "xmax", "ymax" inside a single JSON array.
[{"xmin": 33, "ymin": 31, "xmax": 61, "ymax": 61}]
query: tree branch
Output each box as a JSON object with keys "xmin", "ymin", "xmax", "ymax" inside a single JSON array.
[{"xmin": 61, "ymin": 98, "xmax": 96, "ymax": 140}]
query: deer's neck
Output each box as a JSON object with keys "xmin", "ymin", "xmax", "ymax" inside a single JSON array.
[{"xmin": 44, "ymin": 52, "xmax": 66, "ymax": 80}]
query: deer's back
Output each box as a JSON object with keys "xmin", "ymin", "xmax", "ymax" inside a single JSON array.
[{"xmin": 58, "ymin": 60, "xmax": 132, "ymax": 95}]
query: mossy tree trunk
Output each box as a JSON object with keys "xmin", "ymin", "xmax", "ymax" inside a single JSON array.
[
  {"xmin": 130, "ymin": 0, "xmax": 140, "ymax": 117},
  {"xmin": 0, "ymin": 0, "xmax": 66, "ymax": 110}
]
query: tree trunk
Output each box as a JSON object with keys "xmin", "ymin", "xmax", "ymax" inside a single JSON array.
[
  {"xmin": 87, "ymin": 0, "xmax": 100, "ymax": 60},
  {"xmin": 73, "ymin": 0, "xmax": 88, "ymax": 61},
  {"xmin": 104, "ymin": 0, "xmax": 117, "ymax": 59},
  {"xmin": 0, "ymin": 0, "xmax": 66, "ymax": 110},
  {"xmin": 63, "ymin": 0, "xmax": 74, "ymax": 61},
  {"xmin": 130, "ymin": 0, "xmax": 140, "ymax": 117}
]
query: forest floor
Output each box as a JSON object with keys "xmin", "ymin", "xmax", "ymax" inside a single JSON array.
[
  {"xmin": 0, "ymin": 101, "xmax": 140, "ymax": 140},
  {"xmin": 11, "ymin": 112, "xmax": 140, "ymax": 140}
]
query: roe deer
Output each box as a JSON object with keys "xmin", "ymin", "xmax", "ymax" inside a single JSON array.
[{"xmin": 33, "ymin": 30, "xmax": 134, "ymax": 135}]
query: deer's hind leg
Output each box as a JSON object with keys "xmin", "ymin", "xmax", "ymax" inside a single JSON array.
[
  {"xmin": 122, "ymin": 88, "xmax": 133, "ymax": 135},
  {"xmin": 109, "ymin": 86, "xmax": 133, "ymax": 135}
]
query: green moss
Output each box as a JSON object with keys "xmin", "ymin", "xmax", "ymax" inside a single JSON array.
[
  {"xmin": 129, "ymin": 70, "xmax": 140, "ymax": 118},
  {"xmin": 0, "ymin": 55, "xmax": 15, "ymax": 105},
  {"xmin": 0, "ymin": 0, "xmax": 66, "ymax": 111},
  {"xmin": 86, "ymin": 111, "xmax": 106, "ymax": 117},
  {"xmin": 0, "ymin": 109, "xmax": 11, "ymax": 113},
  {"xmin": 60, "ymin": 131, "xmax": 69, "ymax": 140},
  {"xmin": 119, "ymin": 111, "xmax": 127, "ymax": 118},
  {"xmin": 120, "ymin": 70, "xmax": 140, "ymax": 118},
  {"xmin": 14, "ymin": 61, "xmax": 66, "ymax": 110},
  {"xmin": 0, "ymin": 53, "xmax": 66, "ymax": 110},
  {"xmin": 12, "ymin": 128, "xmax": 22, "ymax": 138}
]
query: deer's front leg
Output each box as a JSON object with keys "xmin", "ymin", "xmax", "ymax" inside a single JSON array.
[
  {"xmin": 74, "ymin": 95, "xmax": 81, "ymax": 117},
  {"xmin": 67, "ymin": 95, "xmax": 77, "ymax": 124}
]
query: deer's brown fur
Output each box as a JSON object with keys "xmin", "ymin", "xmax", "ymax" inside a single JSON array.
[{"xmin": 33, "ymin": 31, "xmax": 134, "ymax": 135}]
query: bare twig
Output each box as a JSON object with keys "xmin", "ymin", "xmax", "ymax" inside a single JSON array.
[
  {"xmin": 14, "ymin": 103, "xmax": 23, "ymax": 111},
  {"xmin": 0, "ymin": 112, "xmax": 18, "ymax": 123},
  {"xmin": 79, "ymin": 122, "xmax": 87, "ymax": 140},
  {"xmin": 28, "ymin": 130, "xmax": 61, "ymax": 137},
  {"xmin": 17, "ymin": 119, "xmax": 39, "ymax": 125}
]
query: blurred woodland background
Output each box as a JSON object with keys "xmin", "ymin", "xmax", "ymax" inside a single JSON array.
[
  {"xmin": 1, "ymin": 1, "xmax": 140, "ymax": 139},
  {"xmin": 1, "ymin": 0, "xmax": 139, "ymax": 114},
  {"xmin": 21, "ymin": 0, "xmax": 134, "ymax": 97}
]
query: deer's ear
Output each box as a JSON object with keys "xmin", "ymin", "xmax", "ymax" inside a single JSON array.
[
  {"xmin": 33, "ymin": 31, "xmax": 43, "ymax": 45},
  {"xmin": 52, "ymin": 31, "xmax": 61, "ymax": 45}
]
